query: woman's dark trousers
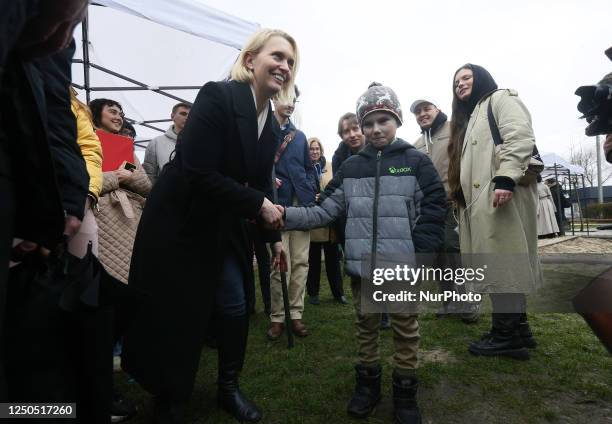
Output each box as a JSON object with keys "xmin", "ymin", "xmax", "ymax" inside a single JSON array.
[
  {"xmin": 248, "ymin": 223, "xmax": 270, "ymax": 313},
  {"xmin": 307, "ymin": 242, "xmax": 344, "ymax": 299},
  {"xmin": 214, "ymin": 254, "xmax": 261, "ymax": 422}
]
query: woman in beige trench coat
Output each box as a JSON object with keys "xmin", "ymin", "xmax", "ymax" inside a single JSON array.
[{"xmin": 447, "ymin": 64, "xmax": 542, "ymax": 360}]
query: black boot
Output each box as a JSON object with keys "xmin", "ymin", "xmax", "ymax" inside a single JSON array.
[
  {"xmin": 469, "ymin": 313, "xmax": 529, "ymax": 360},
  {"xmin": 479, "ymin": 308, "xmax": 536, "ymax": 348},
  {"xmin": 479, "ymin": 324, "xmax": 536, "ymax": 349},
  {"xmin": 152, "ymin": 396, "xmax": 187, "ymax": 424},
  {"xmin": 392, "ymin": 371, "xmax": 422, "ymax": 424},
  {"xmin": 216, "ymin": 315, "xmax": 262, "ymax": 423},
  {"xmin": 519, "ymin": 313, "xmax": 537, "ymax": 349},
  {"xmin": 347, "ymin": 364, "xmax": 381, "ymax": 418}
]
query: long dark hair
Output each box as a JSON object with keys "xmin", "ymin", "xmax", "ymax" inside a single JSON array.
[{"xmin": 447, "ymin": 65, "xmax": 471, "ymax": 206}]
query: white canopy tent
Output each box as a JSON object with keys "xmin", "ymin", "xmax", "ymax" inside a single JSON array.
[
  {"xmin": 540, "ymin": 152, "xmax": 585, "ymax": 176},
  {"xmin": 71, "ymin": 0, "xmax": 260, "ymax": 152}
]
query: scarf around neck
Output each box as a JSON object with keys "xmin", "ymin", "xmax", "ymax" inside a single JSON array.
[{"xmin": 420, "ymin": 111, "xmax": 448, "ymax": 137}]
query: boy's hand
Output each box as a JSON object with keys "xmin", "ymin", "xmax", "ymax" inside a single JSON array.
[{"xmin": 271, "ymin": 241, "xmax": 287, "ymax": 272}]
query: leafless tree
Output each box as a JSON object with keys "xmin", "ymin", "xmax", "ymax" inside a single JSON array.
[{"xmin": 568, "ymin": 140, "xmax": 612, "ymax": 187}]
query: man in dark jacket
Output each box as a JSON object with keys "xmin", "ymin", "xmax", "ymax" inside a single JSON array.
[
  {"xmin": 546, "ymin": 178, "xmax": 570, "ymax": 235},
  {"xmin": 410, "ymin": 99, "xmax": 479, "ymax": 323},
  {"xmin": 0, "ymin": 0, "xmax": 89, "ymax": 403},
  {"xmin": 267, "ymin": 87, "xmax": 317, "ymax": 340},
  {"xmin": 332, "ymin": 112, "xmax": 365, "ymax": 174},
  {"xmin": 282, "ymin": 83, "xmax": 446, "ymax": 424},
  {"xmin": 330, "ymin": 112, "xmax": 365, "ymax": 248}
]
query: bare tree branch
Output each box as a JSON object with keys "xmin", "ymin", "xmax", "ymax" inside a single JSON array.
[{"xmin": 567, "ymin": 140, "xmax": 612, "ymax": 187}]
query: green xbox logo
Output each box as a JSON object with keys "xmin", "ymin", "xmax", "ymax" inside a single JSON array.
[{"xmin": 388, "ymin": 166, "xmax": 412, "ymax": 174}]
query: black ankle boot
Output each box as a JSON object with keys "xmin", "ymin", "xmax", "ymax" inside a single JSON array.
[
  {"xmin": 471, "ymin": 311, "xmax": 530, "ymax": 360},
  {"xmin": 469, "ymin": 328, "xmax": 529, "ymax": 360},
  {"xmin": 347, "ymin": 364, "xmax": 381, "ymax": 418},
  {"xmin": 480, "ymin": 323, "xmax": 536, "ymax": 349},
  {"xmin": 519, "ymin": 314, "xmax": 536, "ymax": 349},
  {"xmin": 392, "ymin": 371, "xmax": 422, "ymax": 424},
  {"xmin": 216, "ymin": 315, "xmax": 261, "ymax": 423},
  {"xmin": 217, "ymin": 369, "xmax": 262, "ymax": 423}
]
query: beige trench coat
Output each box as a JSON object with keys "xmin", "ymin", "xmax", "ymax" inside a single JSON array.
[
  {"xmin": 458, "ymin": 89, "xmax": 542, "ymax": 292},
  {"xmin": 96, "ymin": 157, "xmax": 151, "ymax": 283},
  {"xmin": 537, "ymin": 182, "xmax": 559, "ymax": 236}
]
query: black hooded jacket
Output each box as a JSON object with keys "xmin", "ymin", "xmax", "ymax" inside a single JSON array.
[{"xmin": 420, "ymin": 111, "xmax": 448, "ymax": 137}]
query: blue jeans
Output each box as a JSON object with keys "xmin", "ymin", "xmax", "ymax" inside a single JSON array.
[{"xmin": 215, "ymin": 255, "xmax": 247, "ymax": 317}]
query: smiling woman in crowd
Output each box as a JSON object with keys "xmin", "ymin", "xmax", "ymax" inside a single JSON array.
[{"xmin": 120, "ymin": 29, "xmax": 298, "ymax": 423}]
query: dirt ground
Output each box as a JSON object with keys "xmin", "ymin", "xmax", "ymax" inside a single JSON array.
[{"xmin": 538, "ymin": 236, "xmax": 612, "ymax": 254}]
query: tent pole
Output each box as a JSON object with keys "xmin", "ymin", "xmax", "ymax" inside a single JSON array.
[
  {"xmin": 596, "ymin": 135, "xmax": 603, "ymax": 204},
  {"xmin": 86, "ymin": 62, "xmax": 194, "ymax": 104},
  {"xmin": 82, "ymin": 10, "xmax": 91, "ymax": 104},
  {"xmin": 553, "ymin": 164, "xmax": 564, "ymax": 236},
  {"xmin": 580, "ymin": 174, "xmax": 589, "ymax": 236},
  {"xmin": 568, "ymin": 171, "xmax": 577, "ymax": 235}
]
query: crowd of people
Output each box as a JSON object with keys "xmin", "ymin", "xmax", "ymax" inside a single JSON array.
[{"xmin": 1, "ymin": 4, "xmax": 609, "ymax": 424}]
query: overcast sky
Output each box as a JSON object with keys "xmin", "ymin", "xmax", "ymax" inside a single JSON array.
[
  {"xmin": 204, "ymin": 0, "xmax": 611, "ymax": 160},
  {"xmin": 76, "ymin": 0, "xmax": 611, "ymax": 170}
]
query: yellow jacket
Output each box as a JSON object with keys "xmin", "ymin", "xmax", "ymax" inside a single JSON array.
[{"xmin": 70, "ymin": 94, "xmax": 103, "ymax": 199}]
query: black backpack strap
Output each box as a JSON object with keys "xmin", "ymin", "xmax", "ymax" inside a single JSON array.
[
  {"xmin": 487, "ymin": 98, "xmax": 503, "ymax": 147},
  {"xmin": 487, "ymin": 92, "xmax": 542, "ymax": 159}
]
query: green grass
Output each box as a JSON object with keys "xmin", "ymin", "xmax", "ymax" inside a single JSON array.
[{"xmin": 117, "ymin": 269, "xmax": 612, "ymax": 424}]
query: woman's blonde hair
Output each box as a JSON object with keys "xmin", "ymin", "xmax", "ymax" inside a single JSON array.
[
  {"xmin": 308, "ymin": 137, "xmax": 324, "ymax": 156},
  {"xmin": 230, "ymin": 28, "xmax": 299, "ymax": 102}
]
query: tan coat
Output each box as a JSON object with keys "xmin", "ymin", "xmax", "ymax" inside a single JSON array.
[
  {"xmin": 413, "ymin": 119, "xmax": 451, "ymax": 196},
  {"xmin": 96, "ymin": 157, "xmax": 151, "ymax": 283},
  {"xmin": 310, "ymin": 160, "xmax": 335, "ymax": 243},
  {"xmin": 458, "ymin": 89, "xmax": 542, "ymax": 292},
  {"xmin": 537, "ymin": 182, "xmax": 559, "ymax": 236}
]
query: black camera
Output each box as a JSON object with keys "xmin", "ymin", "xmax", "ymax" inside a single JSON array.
[{"xmin": 575, "ymin": 47, "xmax": 612, "ymax": 136}]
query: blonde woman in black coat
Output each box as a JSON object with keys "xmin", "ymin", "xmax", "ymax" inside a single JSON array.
[{"xmin": 122, "ymin": 29, "xmax": 298, "ymax": 423}]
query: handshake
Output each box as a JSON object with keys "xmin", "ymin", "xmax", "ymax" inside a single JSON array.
[{"xmin": 260, "ymin": 198, "xmax": 286, "ymax": 230}]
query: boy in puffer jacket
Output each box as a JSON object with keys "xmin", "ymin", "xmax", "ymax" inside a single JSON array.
[{"xmin": 278, "ymin": 83, "xmax": 446, "ymax": 424}]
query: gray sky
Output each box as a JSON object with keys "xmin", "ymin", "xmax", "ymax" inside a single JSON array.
[
  {"xmin": 204, "ymin": 0, "xmax": 611, "ymax": 161},
  {"xmin": 76, "ymin": 0, "xmax": 611, "ymax": 172}
]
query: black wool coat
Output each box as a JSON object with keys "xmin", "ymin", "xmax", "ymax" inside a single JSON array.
[{"xmin": 122, "ymin": 80, "xmax": 280, "ymax": 399}]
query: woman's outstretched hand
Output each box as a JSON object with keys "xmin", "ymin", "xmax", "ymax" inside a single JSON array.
[
  {"xmin": 260, "ymin": 197, "xmax": 283, "ymax": 229},
  {"xmin": 493, "ymin": 189, "xmax": 513, "ymax": 208}
]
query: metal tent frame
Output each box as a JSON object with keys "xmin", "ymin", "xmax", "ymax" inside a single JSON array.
[
  {"xmin": 542, "ymin": 162, "xmax": 588, "ymax": 236},
  {"xmin": 71, "ymin": 2, "xmax": 257, "ymax": 148},
  {"xmin": 72, "ymin": 6, "xmax": 197, "ymax": 148}
]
